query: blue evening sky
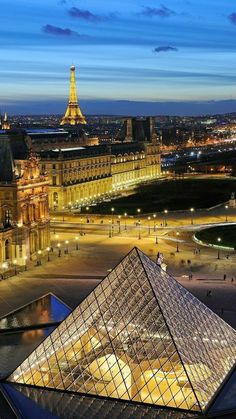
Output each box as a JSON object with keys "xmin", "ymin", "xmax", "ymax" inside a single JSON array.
[{"xmin": 1, "ymin": 0, "xmax": 236, "ymax": 114}]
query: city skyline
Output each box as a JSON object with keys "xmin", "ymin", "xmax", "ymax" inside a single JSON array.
[{"xmin": 1, "ymin": 0, "xmax": 236, "ymax": 115}]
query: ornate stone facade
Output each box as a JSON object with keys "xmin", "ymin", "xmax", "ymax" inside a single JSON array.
[
  {"xmin": 40, "ymin": 142, "xmax": 161, "ymax": 211},
  {"xmin": 0, "ymin": 135, "xmax": 50, "ymax": 266}
]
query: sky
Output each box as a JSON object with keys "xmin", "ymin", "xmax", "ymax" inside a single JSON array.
[{"xmin": 1, "ymin": 0, "xmax": 236, "ymax": 115}]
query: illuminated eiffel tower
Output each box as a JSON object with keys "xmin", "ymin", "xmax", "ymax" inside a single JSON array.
[{"xmin": 60, "ymin": 65, "xmax": 87, "ymax": 126}]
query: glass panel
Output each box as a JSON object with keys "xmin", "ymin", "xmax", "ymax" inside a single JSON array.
[{"xmin": 9, "ymin": 248, "xmax": 236, "ymax": 413}]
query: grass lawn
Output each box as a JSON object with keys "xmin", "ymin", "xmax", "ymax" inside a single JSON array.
[
  {"xmin": 195, "ymin": 225, "xmax": 236, "ymax": 249},
  {"xmin": 84, "ymin": 178, "xmax": 236, "ymax": 215}
]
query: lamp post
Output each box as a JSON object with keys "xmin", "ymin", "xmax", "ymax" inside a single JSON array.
[
  {"xmin": 225, "ymin": 205, "xmax": 228, "ymax": 222},
  {"xmin": 137, "ymin": 208, "xmax": 141, "ymax": 240},
  {"xmin": 124, "ymin": 212, "xmax": 127, "ymax": 230},
  {"xmin": 217, "ymin": 237, "xmax": 221, "ymax": 259},
  {"xmin": 153, "ymin": 213, "xmax": 157, "ymax": 231},
  {"xmin": 111, "ymin": 207, "xmax": 115, "ymax": 236},
  {"xmin": 118, "ymin": 215, "xmax": 121, "ymax": 233},
  {"xmin": 190, "ymin": 208, "xmax": 195, "ymax": 225},
  {"xmin": 176, "ymin": 232, "xmax": 180, "ymax": 252},
  {"xmin": 147, "ymin": 216, "xmax": 151, "ymax": 235},
  {"xmin": 46, "ymin": 247, "xmax": 50, "ymax": 262},
  {"xmin": 37, "ymin": 250, "xmax": 42, "ymax": 266},
  {"xmin": 75, "ymin": 236, "xmax": 79, "ymax": 251},
  {"xmin": 57, "ymin": 243, "xmax": 61, "ymax": 257},
  {"xmin": 65, "ymin": 240, "xmax": 69, "ymax": 254},
  {"xmin": 13, "ymin": 259, "xmax": 17, "ymax": 275},
  {"xmin": 164, "ymin": 209, "xmax": 168, "ymax": 227}
]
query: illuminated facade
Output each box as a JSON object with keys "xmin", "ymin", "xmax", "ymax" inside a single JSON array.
[
  {"xmin": 0, "ymin": 135, "xmax": 50, "ymax": 265},
  {"xmin": 0, "ymin": 112, "xmax": 10, "ymax": 130},
  {"xmin": 8, "ymin": 248, "xmax": 236, "ymax": 416},
  {"xmin": 40, "ymin": 142, "xmax": 161, "ymax": 211},
  {"xmin": 60, "ymin": 65, "xmax": 87, "ymax": 126},
  {"xmin": 40, "ymin": 147, "xmax": 112, "ymax": 210}
]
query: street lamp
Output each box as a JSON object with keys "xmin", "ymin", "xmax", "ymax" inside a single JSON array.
[
  {"xmin": 137, "ymin": 209, "xmax": 141, "ymax": 240},
  {"xmin": 75, "ymin": 236, "xmax": 79, "ymax": 251},
  {"xmin": 217, "ymin": 237, "xmax": 221, "ymax": 259},
  {"xmin": 65, "ymin": 240, "xmax": 69, "ymax": 254},
  {"xmin": 124, "ymin": 212, "xmax": 127, "ymax": 230},
  {"xmin": 46, "ymin": 247, "xmax": 50, "ymax": 262},
  {"xmin": 37, "ymin": 250, "xmax": 42, "ymax": 266},
  {"xmin": 111, "ymin": 207, "xmax": 115, "ymax": 236},
  {"xmin": 13, "ymin": 259, "xmax": 17, "ymax": 275},
  {"xmin": 225, "ymin": 205, "xmax": 228, "ymax": 222},
  {"xmin": 153, "ymin": 213, "xmax": 157, "ymax": 231},
  {"xmin": 147, "ymin": 216, "xmax": 151, "ymax": 235},
  {"xmin": 118, "ymin": 215, "xmax": 121, "ymax": 233},
  {"xmin": 176, "ymin": 232, "xmax": 180, "ymax": 252},
  {"xmin": 164, "ymin": 209, "xmax": 168, "ymax": 227},
  {"xmin": 190, "ymin": 208, "xmax": 195, "ymax": 225},
  {"xmin": 57, "ymin": 243, "xmax": 61, "ymax": 257}
]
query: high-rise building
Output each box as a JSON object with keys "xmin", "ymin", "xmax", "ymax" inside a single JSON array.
[
  {"xmin": 117, "ymin": 117, "xmax": 159, "ymax": 143},
  {"xmin": 60, "ymin": 66, "xmax": 87, "ymax": 126}
]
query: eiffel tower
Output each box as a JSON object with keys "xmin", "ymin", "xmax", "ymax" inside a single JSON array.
[{"xmin": 60, "ymin": 65, "xmax": 87, "ymax": 126}]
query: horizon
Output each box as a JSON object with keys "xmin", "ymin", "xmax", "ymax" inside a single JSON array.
[{"xmin": 1, "ymin": 0, "xmax": 236, "ymax": 114}]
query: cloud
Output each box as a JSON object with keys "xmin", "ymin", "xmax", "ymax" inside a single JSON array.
[
  {"xmin": 68, "ymin": 7, "xmax": 115, "ymax": 23},
  {"xmin": 228, "ymin": 13, "xmax": 236, "ymax": 25},
  {"xmin": 140, "ymin": 4, "xmax": 176, "ymax": 18},
  {"xmin": 42, "ymin": 24, "xmax": 79, "ymax": 37},
  {"xmin": 153, "ymin": 46, "xmax": 178, "ymax": 53}
]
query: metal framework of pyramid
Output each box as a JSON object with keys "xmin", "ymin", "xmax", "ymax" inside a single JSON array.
[{"xmin": 7, "ymin": 248, "xmax": 236, "ymax": 415}]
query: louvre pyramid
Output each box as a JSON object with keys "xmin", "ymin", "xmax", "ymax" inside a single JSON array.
[{"xmin": 8, "ymin": 248, "xmax": 236, "ymax": 414}]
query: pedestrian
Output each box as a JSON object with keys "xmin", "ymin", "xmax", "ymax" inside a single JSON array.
[
  {"xmin": 223, "ymin": 274, "xmax": 226, "ymax": 281},
  {"xmin": 231, "ymin": 277, "xmax": 234, "ymax": 283}
]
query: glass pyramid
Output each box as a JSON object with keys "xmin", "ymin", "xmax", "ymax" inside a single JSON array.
[{"xmin": 8, "ymin": 248, "xmax": 236, "ymax": 414}]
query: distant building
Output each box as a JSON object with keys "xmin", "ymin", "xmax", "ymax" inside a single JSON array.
[
  {"xmin": 60, "ymin": 65, "xmax": 87, "ymax": 126},
  {"xmin": 0, "ymin": 135, "xmax": 50, "ymax": 266},
  {"xmin": 0, "ymin": 112, "xmax": 10, "ymax": 130},
  {"xmin": 117, "ymin": 117, "xmax": 158, "ymax": 143}
]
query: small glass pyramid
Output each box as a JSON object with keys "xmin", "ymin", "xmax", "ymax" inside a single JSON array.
[{"xmin": 8, "ymin": 248, "xmax": 236, "ymax": 414}]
